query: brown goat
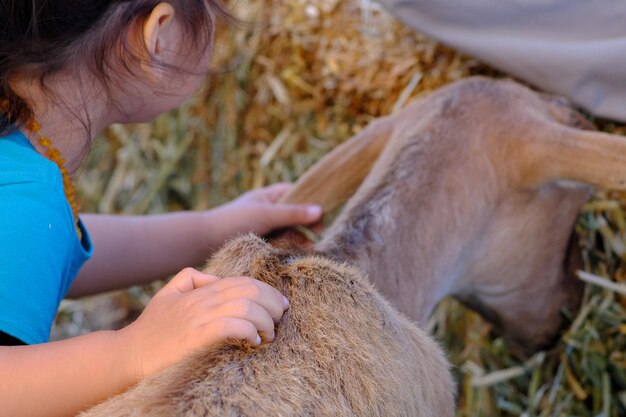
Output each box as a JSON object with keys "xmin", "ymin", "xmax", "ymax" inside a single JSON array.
[
  {"xmin": 81, "ymin": 77, "xmax": 626, "ymax": 416},
  {"xmin": 81, "ymin": 235, "xmax": 454, "ymax": 417},
  {"xmin": 282, "ymin": 76, "xmax": 622, "ymax": 351}
]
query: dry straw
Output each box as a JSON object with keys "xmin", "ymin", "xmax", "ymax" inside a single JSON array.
[{"xmin": 53, "ymin": 0, "xmax": 626, "ymax": 415}]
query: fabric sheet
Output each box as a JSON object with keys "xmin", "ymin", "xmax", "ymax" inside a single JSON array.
[{"xmin": 376, "ymin": 0, "xmax": 626, "ymax": 121}]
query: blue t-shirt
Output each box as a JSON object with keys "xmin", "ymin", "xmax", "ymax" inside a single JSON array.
[{"xmin": 0, "ymin": 129, "xmax": 93, "ymax": 344}]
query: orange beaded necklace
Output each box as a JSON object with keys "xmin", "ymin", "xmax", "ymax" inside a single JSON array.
[{"xmin": 1, "ymin": 100, "xmax": 81, "ymax": 238}]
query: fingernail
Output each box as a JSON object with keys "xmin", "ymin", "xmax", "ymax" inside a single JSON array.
[
  {"xmin": 283, "ymin": 296, "xmax": 290, "ymax": 309},
  {"xmin": 307, "ymin": 205, "xmax": 322, "ymax": 219},
  {"xmin": 256, "ymin": 335, "xmax": 262, "ymax": 345}
]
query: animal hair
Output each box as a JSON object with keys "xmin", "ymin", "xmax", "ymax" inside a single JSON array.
[{"xmin": 81, "ymin": 234, "xmax": 455, "ymax": 417}]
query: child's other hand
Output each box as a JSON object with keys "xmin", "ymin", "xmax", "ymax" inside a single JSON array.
[
  {"xmin": 117, "ymin": 267, "xmax": 289, "ymax": 379},
  {"xmin": 221, "ymin": 183, "xmax": 322, "ymax": 236}
]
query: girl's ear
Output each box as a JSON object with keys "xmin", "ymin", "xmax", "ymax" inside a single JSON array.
[{"xmin": 142, "ymin": 3, "xmax": 176, "ymax": 65}]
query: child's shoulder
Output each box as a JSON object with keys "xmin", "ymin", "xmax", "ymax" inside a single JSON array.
[
  {"xmin": 0, "ymin": 130, "xmax": 63, "ymax": 190},
  {"xmin": 0, "ymin": 129, "xmax": 72, "ymax": 231}
]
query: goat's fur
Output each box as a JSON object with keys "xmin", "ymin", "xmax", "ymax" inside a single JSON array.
[
  {"xmin": 81, "ymin": 235, "xmax": 454, "ymax": 417},
  {"xmin": 82, "ymin": 77, "xmax": 626, "ymax": 416},
  {"xmin": 314, "ymin": 78, "xmax": 592, "ymax": 352}
]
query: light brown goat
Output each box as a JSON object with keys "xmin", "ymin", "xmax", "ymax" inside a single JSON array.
[
  {"xmin": 81, "ymin": 235, "xmax": 455, "ymax": 417},
  {"xmin": 81, "ymin": 77, "xmax": 626, "ymax": 416}
]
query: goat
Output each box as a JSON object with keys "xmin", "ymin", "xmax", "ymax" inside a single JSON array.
[{"xmin": 81, "ymin": 77, "xmax": 626, "ymax": 416}]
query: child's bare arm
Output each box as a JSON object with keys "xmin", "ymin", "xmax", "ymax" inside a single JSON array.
[
  {"xmin": 69, "ymin": 183, "xmax": 321, "ymax": 297},
  {"xmin": 0, "ymin": 329, "xmax": 133, "ymax": 417},
  {"xmin": 0, "ymin": 268, "xmax": 288, "ymax": 417}
]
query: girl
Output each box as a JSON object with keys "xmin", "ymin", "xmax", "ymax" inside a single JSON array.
[{"xmin": 0, "ymin": 1, "xmax": 322, "ymax": 416}]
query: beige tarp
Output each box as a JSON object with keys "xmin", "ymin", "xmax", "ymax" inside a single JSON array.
[{"xmin": 377, "ymin": 0, "xmax": 626, "ymax": 121}]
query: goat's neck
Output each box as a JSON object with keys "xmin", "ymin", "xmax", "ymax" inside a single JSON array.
[
  {"xmin": 315, "ymin": 127, "xmax": 589, "ymax": 331},
  {"xmin": 315, "ymin": 126, "xmax": 497, "ymax": 325}
]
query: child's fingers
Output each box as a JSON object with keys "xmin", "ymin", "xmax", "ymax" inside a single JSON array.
[
  {"xmin": 200, "ymin": 318, "xmax": 261, "ymax": 346},
  {"xmin": 265, "ymin": 204, "xmax": 323, "ymax": 227},
  {"xmin": 156, "ymin": 267, "xmax": 221, "ymax": 297},
  {"xmin": 214, "ymin": 299, "xmax": 276, "ymax": 339},
  {"xmin": 262, "ymin": 183, "xmax": 293, "ymax": 202},
  {"xmin": 196, "ymin": 277, "xmax": 288, "ymax": 322},
  {"xmin": 243, "ymin": 183, "xmax": 293, "ymax": 203},
  {"xmin": 219, "ymin": 285, "xmax": 287, "ymax": 323}
]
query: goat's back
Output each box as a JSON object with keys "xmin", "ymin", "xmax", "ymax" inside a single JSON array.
[{"xmin": 80, "ymin": 235, "xmax": 454, "ymax": 417}]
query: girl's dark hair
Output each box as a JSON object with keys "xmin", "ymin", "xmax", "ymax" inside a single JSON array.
[{"xmin": 0, "ymin": 0, "xmax": 235, "ymax": 135}]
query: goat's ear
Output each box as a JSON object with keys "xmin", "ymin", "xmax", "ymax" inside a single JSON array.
[
  {"xmin": 278, "ymin": 118, "xmax": 392, "ymax": 212},
  {"xmin": 523, "ymin": 124, "xmax": 626, "ymax": 190}
]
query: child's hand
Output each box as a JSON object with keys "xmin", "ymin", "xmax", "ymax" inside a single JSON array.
[
  {"xmin": 117, "ymin": 267, "xmax": 289, "ymax": 379},
  {"xmin": 220, "ymin": 183, "xmax": 323, "ymax": 236}
]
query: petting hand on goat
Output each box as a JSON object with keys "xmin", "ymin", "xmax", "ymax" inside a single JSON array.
[
  {"xmin": 214, "ymin": 183, "xmax": 323, "ymax": 236},
  {"xmin": 70, "ymin": 183, "xmax": 322, "ymax": 298},
  {"xmin": 118, "ymin": 267, "xmax": 290, "ymax": 380}
]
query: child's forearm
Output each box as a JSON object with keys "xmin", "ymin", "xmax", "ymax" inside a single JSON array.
[
  {"xmin": 70, "ymin": 186, "xmax": 321, "ymax": 297},
  {"xmin": 70, "ymin": 211, "xmax": 223, "ymax": 297},
  {"xmin": 0, "ymin": 330, "xmax": 134, "ymax": 417}
]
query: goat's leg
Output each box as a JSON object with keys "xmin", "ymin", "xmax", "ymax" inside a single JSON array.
[{"xmin": 526, "ymin": 127, "xmax": 626, "ymax": 190}]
